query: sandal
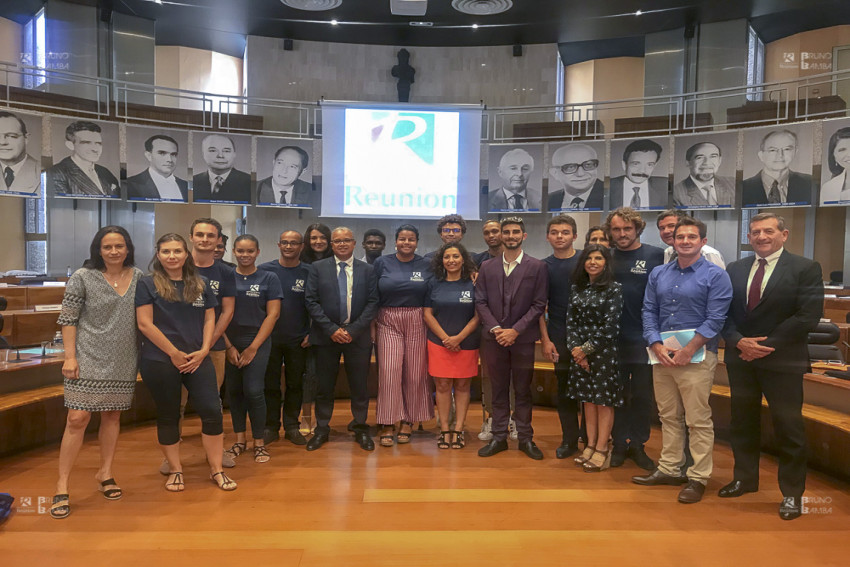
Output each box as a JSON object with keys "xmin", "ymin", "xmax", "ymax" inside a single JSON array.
[
  {"xmin": 165, "ymin": 471, "xmax": 185, "ymax": 492},
  {"xmin": 437, "ymin": 431, "xmax": 451, "ymax": 449},
  {"xmin": 450, "ymin": 430, "xmax": 465, "ymax": 449},
  {"xmin": 583, "ymin": 450, "xmax": 611, "ymax": 473},
  {"xmin": 210, "ymin": 471, "xmax": 238, "ymax": 491},
  {"xmin": 397, "ymin": 420, "xmax": 413, "ymax": 444},
  {"xmin": 98, "ymin": 477, "xmax": 123, "ymax": 500},
  {"xmin": 225, "ymin": 442, "xmax": 247, "ymax": 459},
  {"xmin": 574, "ymin": 447, "xmax": 595, "ymax": 466},
  {"xmin": 49, "ymin": 494, "xmax": 70, "ymax": 519},
  {"xmin": 253, "ymin": 445, "xmax": 270, "ymax": 463},
  {"xmin": 379, "ymin": 426, "xmax": 395, "ymax": 447}
]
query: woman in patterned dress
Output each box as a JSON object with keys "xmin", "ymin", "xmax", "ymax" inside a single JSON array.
[
  {"xmin": 566, "ymin": 244, "xmax": 623, "ymax": 473},
  {"xmin": 50, "ymin": 226, "xmax": 143, "ymax": 519}
]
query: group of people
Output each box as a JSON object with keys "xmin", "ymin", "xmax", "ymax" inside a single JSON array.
[{"xmin": 49, "ymin": 208, "xmax": 823, "ymax": 523}]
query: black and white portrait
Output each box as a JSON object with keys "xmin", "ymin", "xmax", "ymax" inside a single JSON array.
[
  {"xmin": 0, "ymin": 110, "xmax": 42, "ymax": 198},
  {"xmin": 547, "ymin": 141, "xmax": 606, "ymax": 212},
  {"xmin": 191, "ymin": 131, "xmax": 252, "ymax": 205},
  {"xmin": 124, "ymin": 126, "xmax": 189, "ymax": 203},
  {"xmin": 742, "ymin": 124, "xmax": 813, "ymax": 208},
  {"xmin": 256, "ymin": 137, "xmax": 314, "ymax": 208},
  {"xmin": 487, "ymin": 143, "xmax": 544, "ymax": 213},
  {"xmin": 672, "ymin": 132, "xmax": 738, "ymax": 210},
  {"xmin": 609, "ymin": 137, "xmax": 670, "ymax": 210},
  {"xmin": 47, "ymin": 118, "xmax": 120, "ymax": 199},
  {"xmin": 819, "ymin": 117, "xmax": 850, "ymax": 206}
]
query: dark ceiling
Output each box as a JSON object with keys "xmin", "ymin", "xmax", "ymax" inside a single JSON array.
[{"xmin": 2, "ymin": 0, "xmax": 850, "ymax": 61}]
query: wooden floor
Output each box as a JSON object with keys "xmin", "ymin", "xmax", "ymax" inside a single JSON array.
[{"xmin": 1, "ymin": 402, "xmax": 849, "ymax": 567}]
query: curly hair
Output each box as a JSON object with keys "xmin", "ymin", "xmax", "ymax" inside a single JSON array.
[
  {"xmin": 606, "ymin": 207, "xmax": 646, "ymax": 235},
  {"xmin": 429, "ymin": 242, "xmax": 477, "ymax": 281}
]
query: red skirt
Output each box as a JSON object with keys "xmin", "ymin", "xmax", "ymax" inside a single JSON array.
[{"xmin": 427, "ymin": 340, "xmax": 479, "ymax": 379}]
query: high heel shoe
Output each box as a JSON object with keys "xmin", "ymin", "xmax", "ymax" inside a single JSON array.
[
  {"xmin": 574, "ymin": 447, "xmax": 595, "ymax": 466},
  {"xmin": 582, "ymin": 449, "xmax": 611, "ymax": 472}
]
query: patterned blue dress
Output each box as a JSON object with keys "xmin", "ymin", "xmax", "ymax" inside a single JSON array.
[
  {"xmin": 566, "ymin": 281, "xmax": 624, "ymax": 408},
  {"xmin": 57, "ymin": 267, "xmax": 142, "ymax": 411}
]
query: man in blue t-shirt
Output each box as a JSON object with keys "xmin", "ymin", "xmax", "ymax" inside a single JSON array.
[
  {"xmin": 608, "ymin": 207, "xmax": 665, "ymax": 470},
  {"xmin": 425, "ymin": 214, "xmax": 467, "ymax": 259},
  {"xmin": 259, "ymin": 230, "xmax": 311, "ymax": 445},
  {"xmin": 539, "ymin": 214, "xmax": 583, "ymax": 459}
]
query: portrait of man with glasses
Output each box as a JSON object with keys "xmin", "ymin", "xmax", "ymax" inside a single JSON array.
[
  {"xmin": 742, "ymin": 127, "xmax": 813, "ymax": 208},
  {"xmin": 547, "ymin": 142, "xmax": 605, "ymax": 211}
]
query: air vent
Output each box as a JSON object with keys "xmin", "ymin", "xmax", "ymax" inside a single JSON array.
[
  {"xmin": 451, "ymin": 0, "xmax": 512, "ymax": 16},
  {"xmin": 281, "ymin": 0, "xmax": 343, "ymax": 11}
]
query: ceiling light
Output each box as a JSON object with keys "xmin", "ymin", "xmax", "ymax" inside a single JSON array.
[
  {"xmin": 472, "ymin": 23, "xmax": 478, "ymax": 29},
  {"xmin": 452, "ymin": 0, "xmax": 513, "ymax": 16},
  {"xmin": 330, "ymin": 19, "xmax": 338, "ymax": 25},
  {"xmin": 635, "ymin": 10, "xmax": 643, "ymax": 16},
  {"xmin": 409, "ymin": 21, "xmax": 434, "ymax": 27},
  {"xmin": 281, "ymin": 0, "xmax": 343, "ymax": 11}
]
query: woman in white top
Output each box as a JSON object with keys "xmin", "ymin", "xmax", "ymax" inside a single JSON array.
[{"xmin": 821, "ymin": 127, "xmax": 850, "ymax": 204}]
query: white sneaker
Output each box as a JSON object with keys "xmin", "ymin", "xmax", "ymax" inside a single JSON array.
[
  {"xmin": 478, "ymin": 417, "xmax": 493, "ymax": 441},
  {"xmin": 509, "ymin": 418, "xmax": 518, "ymax": 441}
]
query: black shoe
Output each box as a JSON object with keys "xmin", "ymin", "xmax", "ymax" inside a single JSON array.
[
  {"xmin": 306, "ymin": 433, "xmax": 329, "ymax": 451},
  {"xmin": 610, "ymin": 445, "xmax": 628, "ymax": 468},
  {"xmin": 628, "ymin": 445, "xmax": 656, "ymax": 471},
  {"xmin": 354, "ymin": 431, "xmax": 375, "ymax": 451},
  {"xmin": 632, "ymin": 469, "xmax": 689, "ymax": 486},
  {"xmin": 555, "ymin": 443, "xmax": 578, "ymax": 460},
  {"xmin": 678, "ymin": 480, "xmax": 706, "ymax": 504},
  {"xmin": 478, "ymin": 439, "xmax": 508, "ymax": 457},
  {"xmin": 779, "ymin": 497, "xmax": 802, "ymax": 520},
  {"xmin": 262, "ymin": 428, "xmax": 280, "ymax": 445},
  {"xmin": 518, "ymin": 440, "xmax": 544, "ymax": 461},
  {"xmin": 717, "ymin": 480, "xmax": 758, "ymax": 498},
  {"xmin": 347, "ymin": 419, "xmax": 357, "ymax": 433},
  {"xmin": 284, "ymin": 429, "xmax": 307, "ymax": 446}
]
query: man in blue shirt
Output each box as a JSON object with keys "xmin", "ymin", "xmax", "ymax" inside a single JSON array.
[{"xmin": 633, "ymin": 217, "xmax": 732, "ymax": 504}]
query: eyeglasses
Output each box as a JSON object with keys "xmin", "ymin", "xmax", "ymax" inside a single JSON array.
[
  {"xmin": 331, "ymin": 238, "xmax": 356, "ymax": 245},
  {"xmin": 441, "ymin": 228, "xmax": 462, "ymax": 234},
  {"xmin": 279, "ymin": 240, "xmax": 303, "ymax": 247},
  {"xmin": 553, "ymin": 159, "xmax": 599, "ymax": 174}
]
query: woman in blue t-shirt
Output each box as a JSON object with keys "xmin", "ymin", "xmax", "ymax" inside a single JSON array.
[
  {"xmin": 223, "ymin": 235, "xmax": 282, "ymax": 463},
  {"xmin": 136, "ymin": 233, "xmax": 236, "ymax": 492},
  {"xmin": 373, "ymin": 224, "xmax": 433, "ymax": 446},
  {"xmin": 424, "ymin": 242, "xmax": 480, "ymax": 449}
]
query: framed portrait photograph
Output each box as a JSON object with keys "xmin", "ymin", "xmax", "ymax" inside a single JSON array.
[
  {"xmin": 191, "ymin": 131, "xmax": 252, "ymax": 205},
  {"xmin": 124, "ymin": 125, "xmax": 190, "ymax": 203},
  {"xmin": 0, "ymin": 109, "xmax": 42, "ymax": 199},
  {"xmin": 255, "ymin": 136, "xmax": 315, "ymax": 208},
  {"xmin": 741, "ymin": 123, "xmax": 814, "ymax": 208},
  {"xmin": 546, "ymin": 141, "xmax": 606, "ymax": 212},
  {"xmin": 486, "ymin": 143, "xmax": 544, "ymax": 213},
  {"xmin": 819, "ymin": 117, "xmax": 850, "ymax": 206},
  {"xmin": 609, "ymin": 136, "xmax": 670, "ymax": 211},
  {"xmin": 672, "ymin": 131, "xmax": 738, "ymax": 210},
  {"xmin": 48, "ymin": 117, "xmax": 120, "ymax": 200}
]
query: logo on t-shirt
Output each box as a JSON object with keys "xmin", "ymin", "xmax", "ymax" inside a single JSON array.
[
  {"xmin": 459, "ymin": 290, "xmax": 472, "ymax": 303},
  {"xmin": 292, "ymin": 279, "xmax": 305, "ymax": 293},
  {"xmin": 410, "ymin": 272, "xmax": 424, "ymax": 282},
  {"xmin": 246, "ymin": 284, "xmax": 261, "ymax": 298},
  {"xmin": 192, "ymin": 295, "xmax": 206, "ymax": 308},
  {"xmin": 209, "ymin": 280, "xmax": 220, "ymax": 295},
  {"xmin": 630, "ymin": 260, "xmax": 647, "ymax": 275}
]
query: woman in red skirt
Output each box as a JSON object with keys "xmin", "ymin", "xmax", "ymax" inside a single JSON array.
[{"xmin": 424, "ymin": 242, "xmax": 481, "ymax": 449}]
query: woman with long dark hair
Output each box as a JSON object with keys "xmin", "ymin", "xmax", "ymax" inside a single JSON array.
[
  {"xmin": 50, "ymin": 226, "xmax": 143, "ymax": 519},
  {"xmin": 423, "ymin": 242, "xmax": 480, "ymax": 449},
  {"xmin": 821, "ymin": 127, "xmax": 850, "ymax": 203},
  {"xmin": 566, "ymin": 244, "xmax": 623, "ymax": 472},
  {"xmin": 223, "ymin": 235, "xmax": 282, "ymax": 463},
  {"xmin": 136, "ymin": 233, "xmax": 236, "ymax": 492}
]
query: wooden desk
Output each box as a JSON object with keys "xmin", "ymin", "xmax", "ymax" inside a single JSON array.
[
  {"xmin": 825, "ymin": 296, "xmax": 850, "ymax": 324},
  {"xmin": 25, "ymin": 286, "xmax": 65, "ymax": 307},
  {"xmin": 1, "ymin": 309, "xmax": 61, "ymax": 346},
  {"xmin": 0, "ymin": 287, "xmax": 28, "ymax": 310}
]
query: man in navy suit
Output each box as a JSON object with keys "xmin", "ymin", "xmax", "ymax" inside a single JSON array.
[
  {"xmin": 192, "ymin": 133, "xmax": 251, "ymax": 203},
  {"xmin": 47, "ymin": 121, "xmax": 119, "ymax": 198},
  {"xmin": 304, "ymin": 227, "xmax": 379, "ymax": 452},
  {"xmin": 257, "ymin": 146, "xmax": 313, "ymax": 206},
  {"xmin": 126, "ymin": 135, "xmax": 188, "ymax": 202},
  {"xmin": 475, "ymin": 216, "xmax": 549, "ymax": 460},
  {"xmin": 609, "ymin": 139, "xmax": 669, "ymax": 210},
  {"xmin": 719, "ymin": 212, "xmax": 823, "ymax": 520},
  {"xmin": 547, "ymin": 143, "xmax": 604, "ymax": 211},
  {"xmin": 741, "ymin": 129, "xmax": 812, "ymax": 206}
]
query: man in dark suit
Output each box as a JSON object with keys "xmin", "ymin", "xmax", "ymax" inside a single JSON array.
[
  {"xmin": 488, "ymin": 148, "xmax": 541, "ymax": 211},
  {"xmin": 673, "ymin": 142, "xmax": 735, "ymax": 208},
  {"xmin": 192, "ymin": 133, "xmax": 251, "ymax": 203},
  {"xmin": 47, "ymin": 121, "xmax": 119, "ymax": 198},
  {"xmin": 609, "ymin": 139, "xmax": 669, "ymax": 210},
  {"xmin": 719, "ymin": 212, "xmax": 823, "ymax": 520},
  {"xmin": 257, "ymin": 145, "xmax": 313, "ymax": 206},
  {"xmin": 0, "ymin": 111, "xmax": 40, "ymax": 195},
  {"xmin": 126, "ymin": 135, "xmax": 188, "ymax": 202},
  {"xmin": 547, "ymin": 143, "xmax": 604, "ymax": 211},
  {"xmin": 475, "ymin": 216, "xmax": 549, "ymax": 460},
  {"xmin": 304, "ymin": 227, "xmax": 379, "ymax": 452},
  {"xmin": 741, "ymin": 129, "xmax": 812, "ymax": 206}
]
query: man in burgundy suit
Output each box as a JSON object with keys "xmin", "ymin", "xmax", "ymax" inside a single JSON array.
[{"xmin": 475, "ymin": 217, "xmax": 549, "ymax": 460}]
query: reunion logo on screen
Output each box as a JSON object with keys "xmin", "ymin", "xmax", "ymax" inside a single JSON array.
[{"xmin": 344, "ymin": 108, "xmax": 460, "ymax": 217}]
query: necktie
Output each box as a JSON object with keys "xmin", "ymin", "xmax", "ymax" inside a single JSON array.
[
  {"xmin": 280, "ymin": 190, "xmax": 288, "ymax": 204},
  {"xmin": 512, "ymin": 194, "xmax": 524, "ymax": 209},
  {"xmin": 213, "ymin": 176, "xmax": 223, "ymax": 194},
  {"xmin": 3, "ymin": 166, "xmax": 13, "ymax": 188},
  {"xmin": 706, "ymin": 184, "xmax": 718, "ymax": 206},
  {"xmin": 668, "ymin": 250, "xmax": 678, "ymax": 263},
  {"xmin": 338, "ymin": 261, "xmax": 348, "ymax": 323},
  {"xmin": 768, "ymin": 180, "xmax": 781, "ymax": 203},
  {"xmin": 630, "ymin": 187, "xmax": 641, "ymax": 208},
  {"xmin": 570, "ymin": 197, "xmax": 583, "ymax": 209},
  {"xmin": 747, "ymin": 258, "xmax": 767, "ymax": 312}
]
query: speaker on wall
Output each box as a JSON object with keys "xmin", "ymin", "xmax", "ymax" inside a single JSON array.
[
  {"xmin": 284, "ymin": 39, "xmax": 294, "ymax": 51},
  {"xmin": 513, "ymin": 44, "xmax": 523, "ymax": 57}
]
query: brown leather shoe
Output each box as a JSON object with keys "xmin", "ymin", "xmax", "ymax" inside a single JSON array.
[
  {"xmin": 677, "ymin": 480, "xmax": 706, "ymax": 503},
  {"xmin": 632, "ymin": 469, "xmax": 688, "ymax": 486}
]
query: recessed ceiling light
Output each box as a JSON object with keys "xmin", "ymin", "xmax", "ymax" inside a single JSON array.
[
  {"xmin": 330, "ymin": 19, "xmax": 338, "ymax": 25},
  {"xmin": 409, "ymin": 21, "xmax": 434, "ymax": 27},
  {"xmin": 281, "ymin": 0, "xmax": 343, "ymax": 11},
  {"xmin": 452, "ymin": 0, "xmax": 513, "ymax": 16},
  {"xmin": 472, "ymin": 23, "xmax": 479, "ymax": 29},
  {"xmin": 635, "ymin": 10, "xmax": 643, "ymax": 16}
]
